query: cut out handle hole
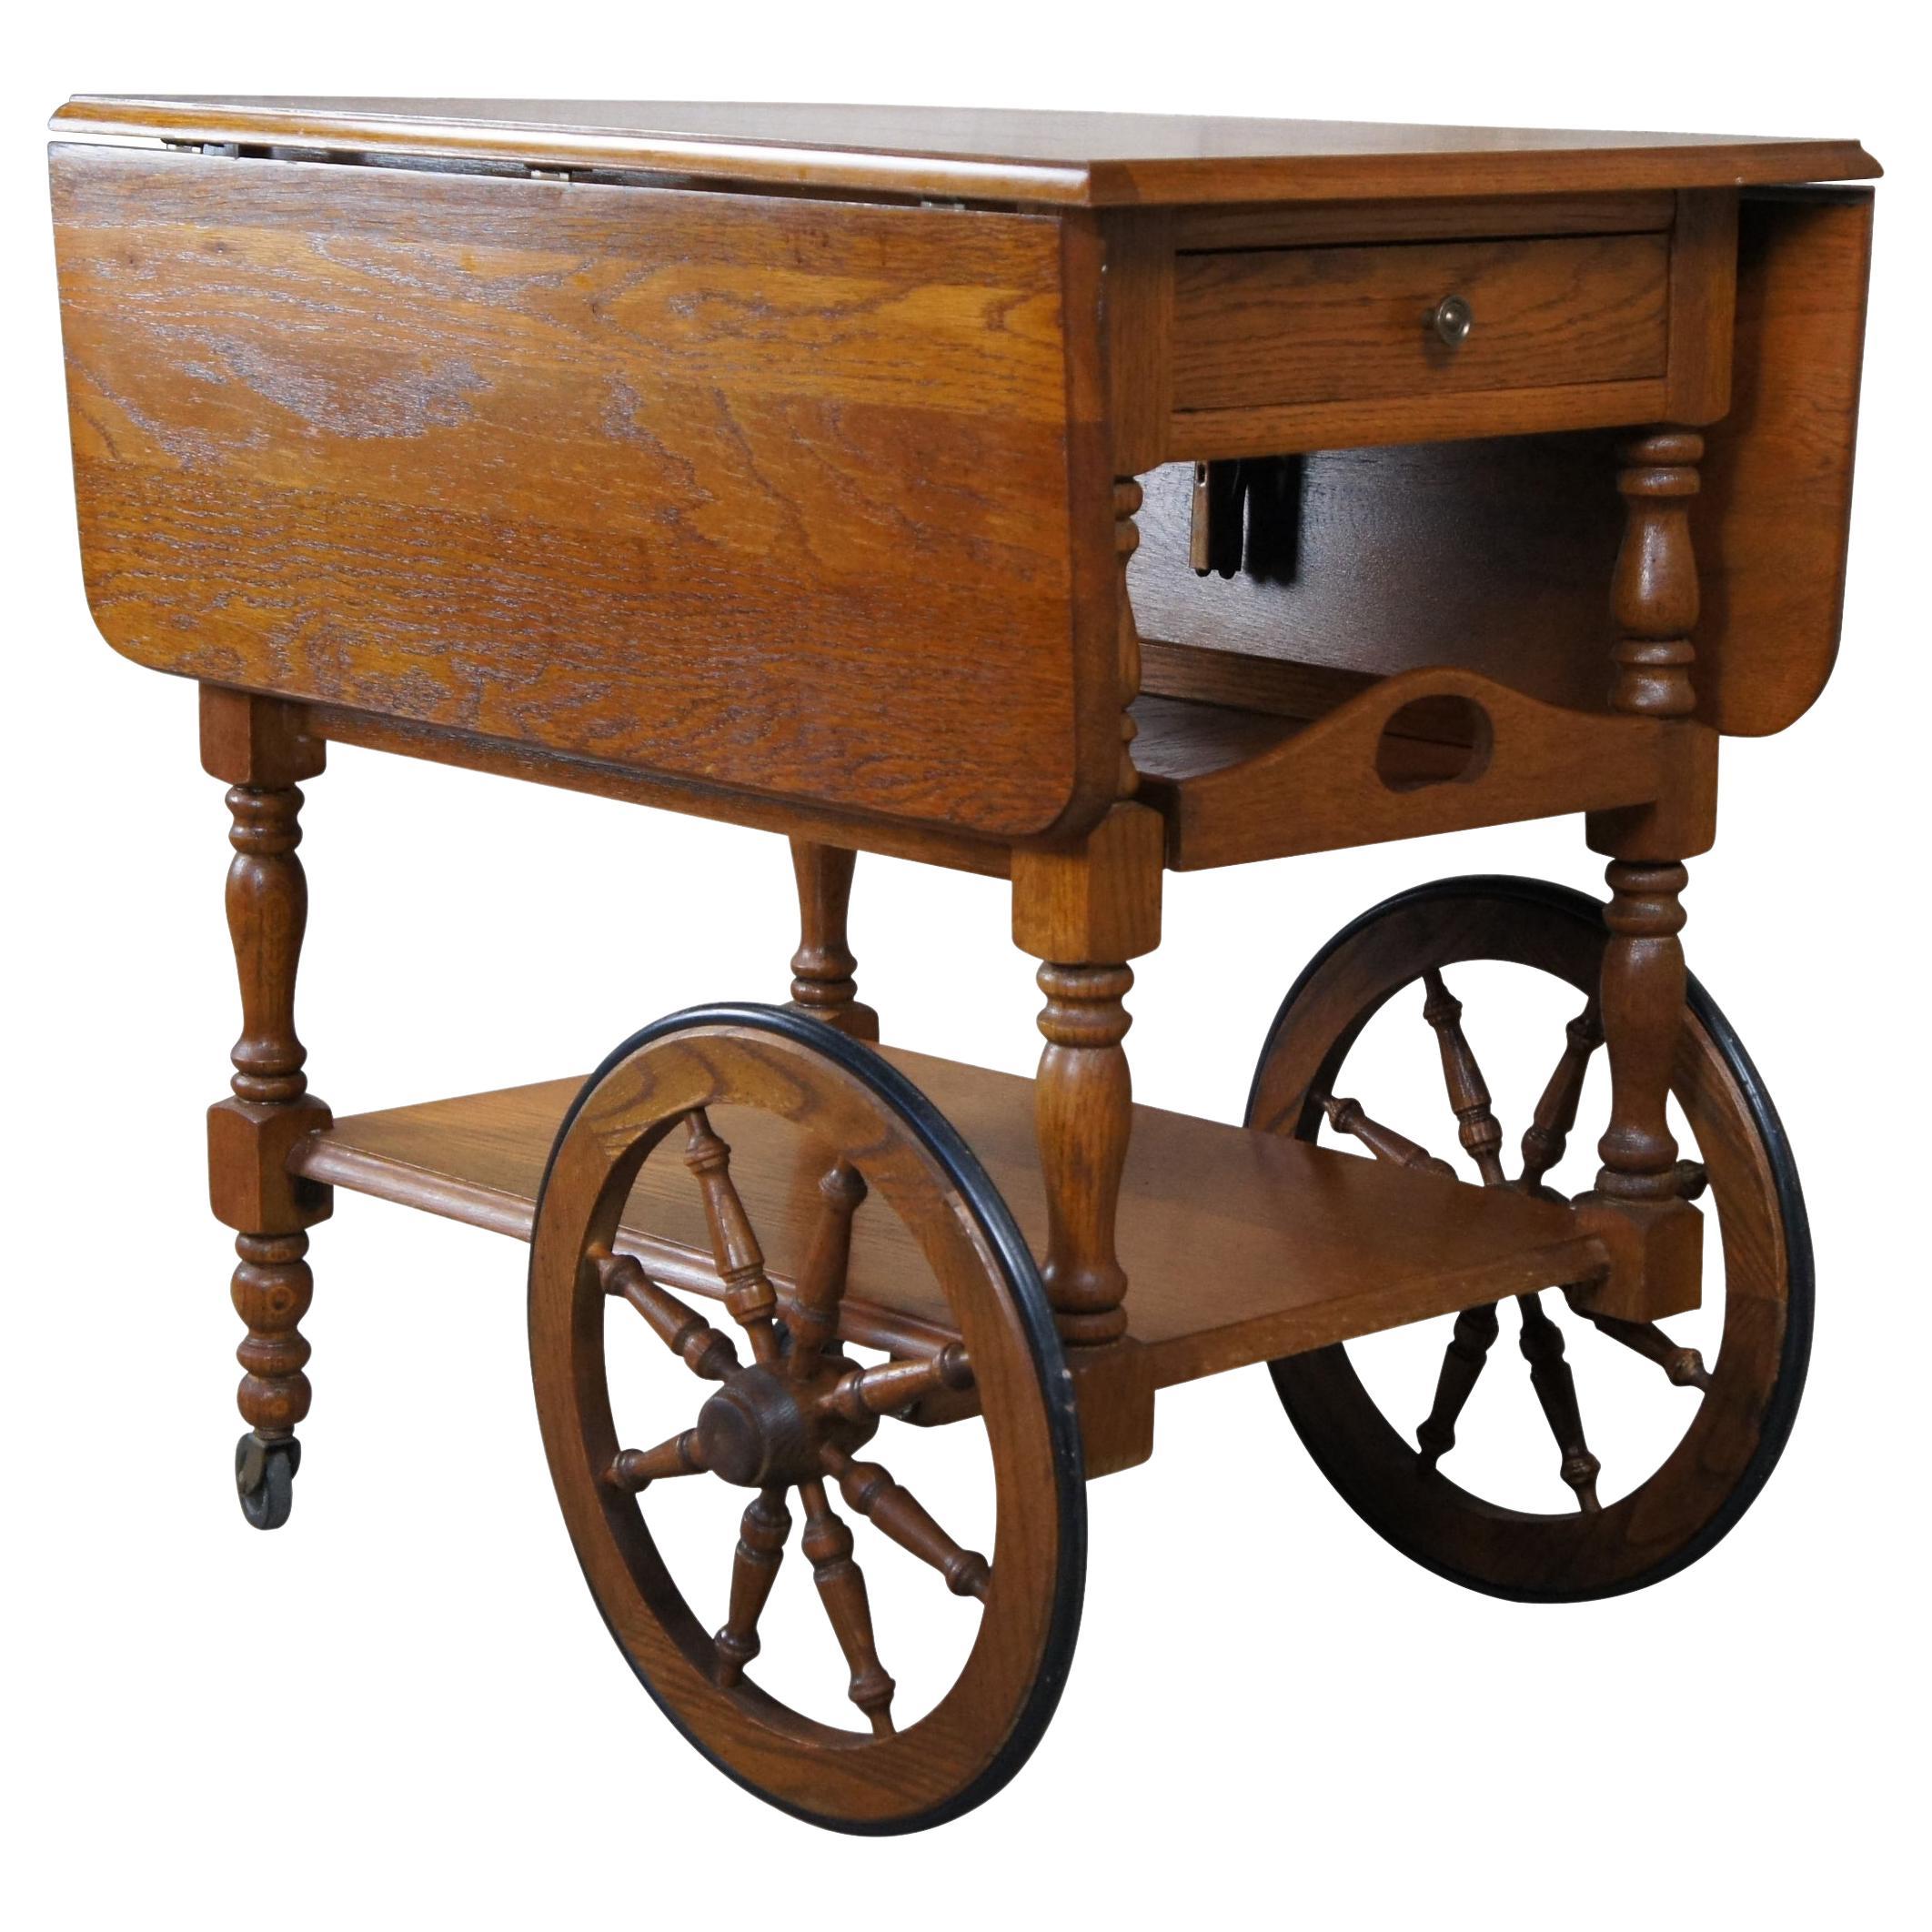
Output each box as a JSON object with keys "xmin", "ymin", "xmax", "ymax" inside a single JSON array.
[{"xmin": 1374, "ymin": 696, "xmax": 1494, "ymax": 791}]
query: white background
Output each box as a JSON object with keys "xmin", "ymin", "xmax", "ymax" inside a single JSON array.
[{"xmin": 5, "ymin": 8, "xmax": 1926, "ymax": 1926}]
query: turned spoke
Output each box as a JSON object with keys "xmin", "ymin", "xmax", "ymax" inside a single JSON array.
[
  {"xmin": 1316, "ymin": 1093, "xmax": 1455, "ymax": 1176},
  {"xmin": 1517, "ymin": 1293, "xmax": 1602, "ymax": 1512},
  {"xmin": 823, "ymin": 1444, "xmax": 991, "ymax": 1601},
  {"xmin": 1421, "ymin": 970, "xmax": 1508, "ymax": 1186},
  {"xmin": 607, "ymin": 1429, "xmax": 707, "ymax": 1492},
  {"xmin": 1520, "ymin": 1000, "xmax": 1604, "ymax": 1191},
  {"xmin": 799, "ymin": 1477, "xmax": 895, "ymax": 1735},
  {"xmin": 683, "ymin": 1110, "xmax": 781, "ymax": 1363},
  {"xmin": 594, "ymin": 1249, "xmax": 740, "ymax": 1381},
  {"xmin": 820, "ymin": 1344, "xmax": 975, "ymax": 1423},
  {"xmin": 1565, "ymin": 1293, "xmax": 1712, "ymax": 1391},
  {"xmin": 1416, "ymin": 1301, "xmax": 1501, "ymax": 1470},
  {"xmin": 785, "ymin": 1157, "xmax": 868, "ymax": 1383},
  {"xmin": 714, "ymin": 1486, "xmax": 792, "ymax": 1686}
]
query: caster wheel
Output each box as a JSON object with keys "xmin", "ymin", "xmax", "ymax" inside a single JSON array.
[
  {"xmin": 235, "ymin": 1431, "xmax": 301, "ymax": 1531},
  {"xmin": 529, "ymin": 1004, "xmax": 1084, "ymax": 1832},
  {"xmin": 1249, "ymin": 876, "xmax": 1811, "ymax": 1602}
]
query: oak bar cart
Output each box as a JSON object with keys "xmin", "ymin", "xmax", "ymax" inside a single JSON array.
[{"xmin": 50, "ymin": 98, "xmax": 1877, "ymax": 1831}]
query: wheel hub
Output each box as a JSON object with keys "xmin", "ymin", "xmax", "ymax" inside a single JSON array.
[{"xmin": 695, "ymin": 1359, "xmax": 877, "ymax": 1488}]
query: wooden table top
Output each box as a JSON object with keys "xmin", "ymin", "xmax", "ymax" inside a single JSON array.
[{"xmin": 51, "ymin": 97, "xmax": 1880, "ymax": 206}]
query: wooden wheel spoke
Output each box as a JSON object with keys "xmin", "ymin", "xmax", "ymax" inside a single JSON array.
[
  {"xmin": 820, "ymin": 1344, "xmax": 975, "ymax": 1423},
  {"xmin": 1565, "ymin": 1293, "xmax": 1713, "ymax": 1391},
  {"xmin": 1516, "ymin": 1293, "xmax": 1603, "ymax": 1512},
  {"xmin": 1315, "ymin": 1093, "xmax": 1454, "ymax": 1176},
  {"xmin": 823, "ymin": 1445, "xmax": 991, "ymax": 1601},
  {"xmin": 1416, "ymin": 1301, "xmax": 1501, "ymax": 1470},
  {"xmin": 528, "ymin": 1003, "xmax": 1093, "ymax": 1819},
  {"xmin": 683, "ymin": 1110, "xmax": 781, "ymax": 1362},
  {"xmin": 799, "ymin": 1478, "xmax": 896, "ymax": 1735},
  {"xmin": 1520, "ymin": 999, "xmax": 1604, "ymax": 1191},
  {"xmin": 784, "ymin": 1157, "xmax": 868, "ymax": 1382},
  {"xmin": 607, "ymin": 1429, "xmax": 707, "ymax": 1493},
  {"xmin": 594, "ymin": 1249, "xmax": 740, "ymax": 1381},
  {"xmin": 713, "ymin": 1486, "xmax": 792, "ymax": 1686},
  {"xmin": 1421, "ymin": 970, "xmax": 1508, "ymax": 1186}
]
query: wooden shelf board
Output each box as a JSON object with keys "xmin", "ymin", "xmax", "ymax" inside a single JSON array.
[
  {"xmin": 292, "ymin": 1045, "xmax": 1602, "ymax": 1387},
  {"xmin": 1130, "ymin": 691, "xmax": 1303, "ymax": 783}
]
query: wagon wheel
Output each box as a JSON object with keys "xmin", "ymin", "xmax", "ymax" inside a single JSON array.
[
  {"xmin": 1248, "ymin": 876, "xmax": 1811, "ymax": 1602},
  {"xmin": 528, "ymin": 1005, "xmax": 1084, "ymax": 1832}
]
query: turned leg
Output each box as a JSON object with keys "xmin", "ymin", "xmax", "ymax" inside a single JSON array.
[
  {"xmin": 1033, "ymin": 961, "xmax": 1135, "ymax": 1346},
  {"xmin": 786, "ymin": 840, "xmax": 879, "ymax": 1041},
  {"xmin": 1595, "ymin": 859, "xmax": 1689, "ymax": 1201},
  {"xmin": 1012, "ymin": 800, "xmax": 1163, "ymax": 1475},
  {"xmin": 1000, "ymin": 475, "xmax": 1164, "ymax": 1474},
  {"xmin": 1594, "ymin": 431, "xmax": 1702, "ymax": 1205},
  {"xmin": 201, "ymin": 688, "xmax": 331, "ymax": 1529}
]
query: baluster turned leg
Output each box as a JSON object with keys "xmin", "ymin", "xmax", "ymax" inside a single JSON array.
[
  {"xmin": 1009, "ymin": 474, "xmax": 1163, "ymax": 1474},
  {"xmin": 1595, "ymin": 431, "xmax": 1700, "ymax": 1208},
  {"xmin": 1006, "ymin": 478, "xmax": 1163, "ymax": 1475},
  {"xmin": 1012, "ymin": 805, "xmax": 1163, "ymax": 1474},
  {"xmin": 786, "ymin": 840, "xmax": 879, "ymax": 1041},
  {"xmin": 1033, "ymin": 960, "xmax": 1136, "ymax": 1350},
  {"xmin": 201, "ymin": 689, "xmax": 331, "ymax": 1529},
  {"xmin": 1595, "ymin": 859, "xmax": 1690, "ymax": 1202},
  {"xmin": 1579, "ymin": 430, "xmax": 1714, "ymax": 1323}
]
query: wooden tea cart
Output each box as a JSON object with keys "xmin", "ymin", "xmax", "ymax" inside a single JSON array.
[{"xmin": 50, "ymin": 98, "xmax": 1877, "ymax": 1832}]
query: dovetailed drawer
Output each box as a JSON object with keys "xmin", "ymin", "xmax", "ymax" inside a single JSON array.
[{"xmin": 1171, "ymin": 230, "xmax": 1672, "ymax": 416}]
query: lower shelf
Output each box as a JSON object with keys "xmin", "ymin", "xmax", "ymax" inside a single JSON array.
[{"xmin": 290, "ymin": 1044, "xmax": 1603, "ymax": 1389}]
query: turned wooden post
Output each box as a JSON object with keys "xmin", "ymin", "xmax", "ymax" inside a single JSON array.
[
  {"xmin": 785, "ymin": 840, "xmax": 879, "ymax": 1041},
  {"xmin": 1009, "ymin": 481, "xmax": 1162, "ymax": 1473},
  {"xmin": 201, "ymin": 688, "xmax": 331, "ymax": 1525},
  {"xmin": 1595, "ymin": 858, "xmax": 1689, "ymax": 1200},
  {"xmin": 1032, "ymin": 960, "xmax": 1136, "ymax": 1346},
  {"xmin": 1594, "ymin": 432, "xmax": 1702, "ymax": 1204},
  {"xmin": 1608, "ymin": 430, "xmax": 1703, "ymax": 721}
]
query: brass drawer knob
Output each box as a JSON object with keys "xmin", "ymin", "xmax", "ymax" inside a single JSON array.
[{"xmin": 1430, "ymin": 294, "xmax": 1474, "ymax": 347}]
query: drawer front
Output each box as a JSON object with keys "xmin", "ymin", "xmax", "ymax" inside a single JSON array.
[{"xmin": 1172, "ymin": 232, "xmax": 1671, "ymax": 413}]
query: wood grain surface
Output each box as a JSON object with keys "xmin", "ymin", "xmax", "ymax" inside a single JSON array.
[
  {"xmin": 1170, "ymin": 190, "xmax": 1676, "ymax": 250},
  {"xmin": 1131, "ymin": 175, "xmax": 1868, "ymax": 748},
  {"xmin": 52, "ymin": 97, "xmax": 1879, "ymax": 207},
  {"xmin": 1695, "ymin": 188, "xmax": 1875, "ymax": 734},
  {"xmin": 1172, "ymin": 233, "xmax": 1670, "ymax": 412},
  {"xmin": 53, "ymin": 143, "xmax": 1118, "ymax": 840},
  {"xmin": 291, "ymin": 1044, "xmax": 1606, "ymax": 1388},
  {"xmin": 1131, "ymin": 668, "xmax": 1703, "ymax": 869}
]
